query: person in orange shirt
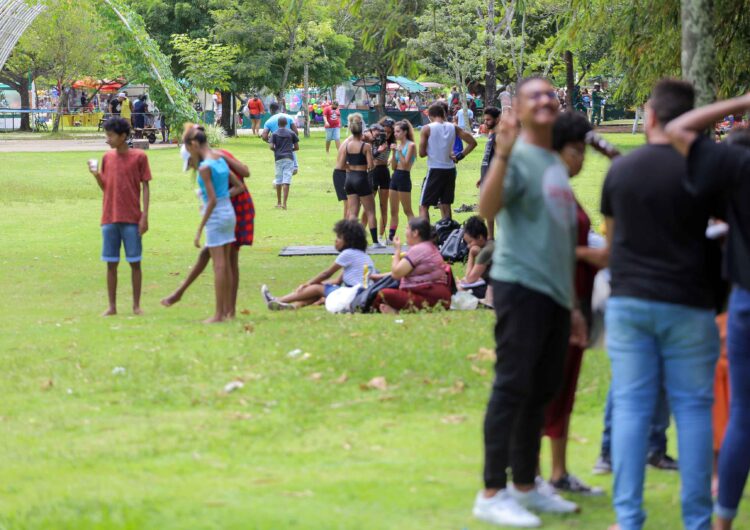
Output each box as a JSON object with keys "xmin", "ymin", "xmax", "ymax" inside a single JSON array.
[{"xmin": 247, "ymin": 94, "xmax": 265, "ymax": 136}]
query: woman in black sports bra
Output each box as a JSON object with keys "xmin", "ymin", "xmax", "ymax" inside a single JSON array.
[{"xmin": 336, "ymin": 113, "xmax": 380, "ymax": 246}]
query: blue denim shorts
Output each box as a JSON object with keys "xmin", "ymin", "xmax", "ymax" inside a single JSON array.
[
  {"xmin": 323, "ymin": 284, "xmax": 341, "ymax": 297},
  {"xmin": 275, "ymin": 158, "xmax": 295, "ymax": 185},
  {"xmin": 102, "ymin": 223, "xmax": 142, "ymax": 263},
  {"xmin": 325, "ymin": 127, "xmax": 340, "ymax": 141}
]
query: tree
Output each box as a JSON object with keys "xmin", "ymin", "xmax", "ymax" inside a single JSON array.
[
  {"xmin": 681, "ymin": 0, "xmax": 714, "ymax": 106},
  {"xmin": 411, "ymin": 0, "xmax": 485, "ymax": 129},
  {"xmin": 26, "ymin": 0, "xmax": 116, "ymax": 132},
  {"xmin": 342, "ymin": 0, "xmax": 423, "ymax": 116}
]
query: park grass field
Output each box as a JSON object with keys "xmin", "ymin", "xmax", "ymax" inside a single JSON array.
[{"xmin": 1, "ymin": 131, "xmax": 745, "ymax": 529}]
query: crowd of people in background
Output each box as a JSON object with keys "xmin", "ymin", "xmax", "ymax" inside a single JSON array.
[{"xmin": 86, "ymin": 71, "xmax": 750, "ymax": 529}]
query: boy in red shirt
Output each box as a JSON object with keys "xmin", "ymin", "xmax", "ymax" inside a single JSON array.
[{"xmin": 88, "ymin": 117, "xmax": 152, "ymax": 316}]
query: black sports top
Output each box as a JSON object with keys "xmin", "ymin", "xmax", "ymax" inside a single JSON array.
[{"xmin": 346, "ymin": 142, "xmax": 367, "ymax": 166}]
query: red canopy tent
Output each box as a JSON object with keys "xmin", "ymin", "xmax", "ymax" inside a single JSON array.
[{"xmin": 71, "ymin": 77, "xmax": 125, "ymax": 93}]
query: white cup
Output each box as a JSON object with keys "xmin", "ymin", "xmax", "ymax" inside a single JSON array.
[{"xmin": 88, "ymin": 159, "xmax": 98, "ymax": 172}]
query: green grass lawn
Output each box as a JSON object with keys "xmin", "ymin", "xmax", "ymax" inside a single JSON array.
[{"xmin": 0, "ymin": 131, "xmax": 743, "ymax": 529}]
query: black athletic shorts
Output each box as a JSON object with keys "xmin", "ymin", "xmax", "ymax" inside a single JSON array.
[
  {"xmin": 332, "ymin": 169, "xmax": 347, "ymax": 201},
  {"xmin": 389, "ymin": 169, "xmax": 412, "ymax": 193},
  {"xmin": 345, "ymin": 170, "xmax": 372, "ymax": 197},
  {"xmin": 370, "ymin": 165, "xmax": 391, "ymax": 191},
  {"xmin": 420, "ymin": 167, "xmax": 457, "ymax": 206}
]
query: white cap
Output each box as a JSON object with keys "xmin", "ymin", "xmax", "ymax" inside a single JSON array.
[
  {"xmin": 117, "ymin": 92, "xmax": 126, "ymax": 98},
  {"xmin": 180, "ymin": 144, "xmax": 192, "ymax": 172}
]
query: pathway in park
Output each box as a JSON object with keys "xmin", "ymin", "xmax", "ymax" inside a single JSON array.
[{"xmin": 0, "ymin": 137, "xmax": 178, "ymax": 153}]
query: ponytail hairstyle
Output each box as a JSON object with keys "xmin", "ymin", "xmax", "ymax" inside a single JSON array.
[
  {"xmin": 348, "ymin": 112, "xmax": 363, "ymax": 136},
  {"xmin": 182, "ymin": 122, "xmax": 208, "ymax": 147},
  {"xmin": 408, "ymin": 217, "xmax": 437, "ymax": 244},
  {"xmin": 394, "ymin": 120, "xmax": 414, "ymax": 142}
]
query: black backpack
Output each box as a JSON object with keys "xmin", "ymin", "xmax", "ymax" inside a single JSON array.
[
  {"xmin": 434, "ymin": 218, "xmax": 461, "ymax": 246},
  {"xmin": 440, "ymin": 227, "xmax": 469, "ymax": 263},
  {"xmin": 349, "ymin": 275, "xmax": 400, "ymax": 313}
]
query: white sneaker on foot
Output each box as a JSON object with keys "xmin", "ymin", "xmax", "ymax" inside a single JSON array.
[
  {"xmin": 472, "ymin": 490, "xmax": 541, "ymax": 527},
  {"xmin": 535, "ymin": 476, "xmax": 557, "ymax": 497},
  {"xmin": 509, "ymin": 483, "xmax": 580, "ymax": 514},
  {"xmin": 261, "ymin": 284, "xmax": 274, "ymax": 304}
]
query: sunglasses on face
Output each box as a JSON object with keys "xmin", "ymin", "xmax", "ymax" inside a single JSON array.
[{"xmin": 526, "ymin": 90, "xmax": 558, "ymax": 101}]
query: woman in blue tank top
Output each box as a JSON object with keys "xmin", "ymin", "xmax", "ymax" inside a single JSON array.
[
  {"xmin": 183, "ymin": 124, "xmax": 242, "ymax": 323},
  {"xmin": 387, "ymin": 120, "xmax": 417, "ymax": 241}
]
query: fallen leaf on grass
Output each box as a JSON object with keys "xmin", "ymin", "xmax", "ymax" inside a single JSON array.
[
  {"xmin": 349, "ymin": 332, "xmax": 363, "ymax": 338},
  {"xmin": 360, "ymin": 376, "xmax": 388, "ymax": 391},
  {"xmin": 231, "ymin": 412, "xmax": 253, "ymax": 420},
  {"xmin": 342, "ymin": 442, "xmax": 352, "ymax": 451},
  {"xmin": 169, "ymin": 272, "xmax": 180, "ymax": 276},
  {"xmin": 240, "ymin": 309, "xmax": 251, "ymax": 315},
  {"xmin": 467, "ymin": 347, "xmax": 496, "ymax": 362},
  {"xmin": 243, "ymin": 323, "xmax": 255, "ymax": 334},
  {"xmin": 470, "ymin": 365, "xmax": 487, "ymax": 376},
  {"xmin": 40, "ymin": 379, "xmax": 54, "ymax": 390},
  {"xmin": 441, "ymin": 414, "xmax": 467, "ymax": 424},
  {"xmin": 309, "ymin": 372, "xmax": 322, "ymax": 381},
  {"xmin": 334, "ymin": 373, "xmax": 348, "ymax": 384},
  {"xmin": 439, "ymin": 380, "xmax": 466, "ymax": 394},
  {"xmin": 282, "ymin": 490, "xmax": 314, "ymax": 498}
]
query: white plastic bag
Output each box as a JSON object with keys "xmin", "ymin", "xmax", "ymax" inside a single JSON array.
[
  {"xmin": 325, "ymin": 285, "xmax": 361, "ymax": 314},
  {"xmin": 450, "ymin": 291, "xmax": 479, "ymax": 311}
]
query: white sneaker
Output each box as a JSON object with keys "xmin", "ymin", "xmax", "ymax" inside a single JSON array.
[
  {"xmin": 509, "ymin": 483, "xmax": 580, "ymax": 514},
  {"xmin": 370, "ymin": 242, "xmax": 386, "ymax": 249},
  {"xmin": 535, "ymin": 476, "xmax": 557, "ymax": 497},
  {"xmin": 472, "ymin": 490, "xmax": 541, "ymax": 527}
]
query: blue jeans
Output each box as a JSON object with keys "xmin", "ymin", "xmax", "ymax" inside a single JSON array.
[
  {"xmin": 716, "ymin": 286, "xmax": 750, "ymax": 519},
  {"xmin": 600, "ymin": 386, "xmax": 670, "ymax": 458},
  {"xmin": 607, "ymin": 297, "xmax": 719, "ymax": 530}
]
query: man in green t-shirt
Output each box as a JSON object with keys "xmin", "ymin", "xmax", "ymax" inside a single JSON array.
[
  {"xmin": 472, "ymin": 76, "xmax": 586, "ymax": 528},
  {"xmin": 591, "ymin": 83, "xmax": 605, "ymax": 126}
]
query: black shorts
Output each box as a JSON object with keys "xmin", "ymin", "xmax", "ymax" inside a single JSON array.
[
  {"xmin": 420, "ymin": 167, "xmax": 457, "ymax": 206},
  {"xmin": 250, "ymin": 113, "xmax": 261, "ymax": 120},
  {"xmin": 390, "ymin": 169, "xmax": 412, "ymax": 192},
  {"xmin": 345, "ymin": 170, "xmax": 372, "ymax": 197},
  {"xmin": 370, "ymin": 165, "xmax": 391, "ymax": 191},
  {"xmin": 332, "ymin": 169, "xmax": 347, "ymax": 201}
]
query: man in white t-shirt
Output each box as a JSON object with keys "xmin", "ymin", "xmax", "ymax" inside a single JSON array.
[{"xmin": 418, "ymin": 102, "xmax": 477, "ymax": 221}]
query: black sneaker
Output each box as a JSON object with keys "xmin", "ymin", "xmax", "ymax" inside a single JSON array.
[
  {"xmin": 551, "ymin": 473, "xmax": 605, "ymax": 496},
  {"xmin": 592, "ymin": 454, "xmax": 612, "ymax": 475},
  {"xmin": 648, "ymin": 452, "xmax": 679, "ymax": 471}
]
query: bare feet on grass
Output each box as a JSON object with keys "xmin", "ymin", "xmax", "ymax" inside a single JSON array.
[
  {"xmin": 102, "ymin": 307, "xmax": 117, "ymax": 316},
  {"xmin": 203, "ymin": 315, "xmax": 225, "ymax": 324},
  {"xmin": 160, "ymin": 292, "xmax": 182, "ymax": 307},
  {"xmin": 133, "ymin": 306, "xmax": 144, "ymax": 315},
  {"xmin": 378, "ymin": 303, "xmax": 398, "ymax": 314}
]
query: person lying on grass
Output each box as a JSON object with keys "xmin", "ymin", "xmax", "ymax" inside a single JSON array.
[
  {"xmin": 376, "ymin": 217, "xmax": 452, "ymax": 314},
  {"xmin": 261, "ymin": 220, "xmax": 377, "ymax": 310}
]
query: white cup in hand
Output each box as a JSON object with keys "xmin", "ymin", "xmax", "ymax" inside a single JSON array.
[{"xmin": 88, "ymin": 159, "xmax": 98, "ymax": 172}]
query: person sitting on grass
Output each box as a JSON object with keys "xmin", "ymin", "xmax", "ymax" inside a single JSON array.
[
  {"xmin": 270, "ymin": 116, "xmax": 299, "ymax": 210},
  {"xmin": 87, "ymin": 116, "xmax": 151, "ymax": 316},
  {"xmin": 261, "ymin": 220, "xmax": 376, "ymax": 310},
  {"xmin": 377, "ymin": 217, "xmax": 452, "ymax": 313},
  {"xmin": 458, "ymin": 215, "xmax": 494, "ymax": 301}
]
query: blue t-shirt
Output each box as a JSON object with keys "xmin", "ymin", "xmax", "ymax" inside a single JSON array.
[
  {"xmin": 197, "ymin": 157, "xmax": 230, "ymax": 201},
  {"xmin": 264, "ymin": 113, "xmax": 297, "ymax": 134}
]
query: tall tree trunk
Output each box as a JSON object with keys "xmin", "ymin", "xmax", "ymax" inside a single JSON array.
[
  {"xmin": 52, "ymin": 87, "xmax": 68, "ymax": 133},
  {"xmin": 681, "ymin": 0, "xmax": 715, "ymax": 106},
  {"xmin": 484, "ymin": 0, "xmax": 497, "ymax": 106},
  {"xmin": 303, "ymin": 62, "xmax": 310, "ymax": 138},
  {"xmin": 278, "ymin": 21, "xmax": 299, "ymax": 113},
  {"xmin": 564, "ymin": 50, "xmax": 574, "ymax": 109},
  {"xmin": 457, "ymin": 71, "xmax": 471, "ymax": 131},
  {"xmin": 220, "ymin": 90, "xmax": 233, "ymax": 136},
  {"xmin": 377, "ymin": 70, "xmax": 387, "ymax": 118},
  {"xmin": 19, "ymin": 85, "xmax": 31, "ymax": 132}
]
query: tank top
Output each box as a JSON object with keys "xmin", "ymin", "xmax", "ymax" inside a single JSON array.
[
  {"xmin": 374, "ymin": 142, "xmax": 390, "ymax": 163},
  {"xmin": 197, "ymin": 157, "xmax": 230, "ymax": 201},
  {"xmin": 346, "ymin": 142, "xmax": 367, "ymax": 166},
  {"xmin": 426, "ymin": 122, "xmax": 456, "ymax": 169},
  {"xmin": 394, "ymin": 142, "xmax": 416, "ymax": 164}
]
